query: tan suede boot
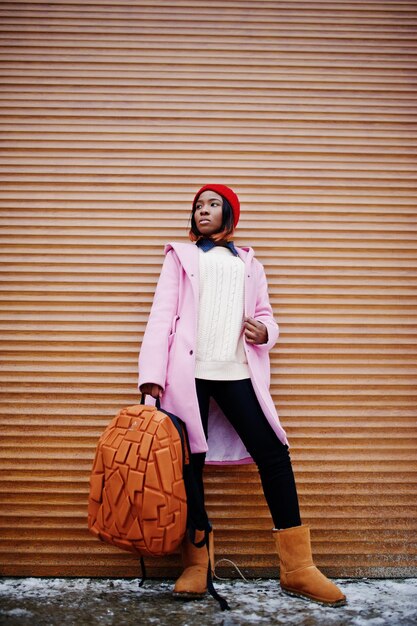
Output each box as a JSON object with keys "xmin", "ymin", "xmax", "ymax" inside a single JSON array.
[
  {"xmin": 172, "ymin": 529, "xmax": 214, "ymax": 599},
  {"xmin": 273, "ymin": 525, "xmax": 347, "ymax": 607}
]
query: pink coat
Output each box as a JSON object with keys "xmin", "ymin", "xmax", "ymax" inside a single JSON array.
[{"xmin": 137, "ymin": 242, "xmax": 289, "ymax": 465}]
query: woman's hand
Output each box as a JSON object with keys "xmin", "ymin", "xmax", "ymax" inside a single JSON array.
[
  {"xmin": 244, "ymin": 317, "xmax": 268, "ymax": 344},
  {"xmin": 140, "ymin": 383, "xmax": 163, "ymax": 399}
]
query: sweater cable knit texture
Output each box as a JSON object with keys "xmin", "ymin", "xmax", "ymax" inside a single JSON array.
[{"xmin": 195, "ymin": 246, "xmax": 250, "ymax": 380}]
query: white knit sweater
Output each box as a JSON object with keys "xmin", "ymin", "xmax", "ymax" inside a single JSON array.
[{"xmin": 195, "ymin": 246, "xmax": 250, "ymax": 380}]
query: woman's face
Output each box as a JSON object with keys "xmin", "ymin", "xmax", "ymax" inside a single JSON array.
[{"xmin": 194, "ymin": 190, "xmax": 223, "ymax": 237}]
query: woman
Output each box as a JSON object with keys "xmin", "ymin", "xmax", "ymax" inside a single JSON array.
[{"xmin": 138, "ymin": 184, "xmax": 346, "ymax": 607}]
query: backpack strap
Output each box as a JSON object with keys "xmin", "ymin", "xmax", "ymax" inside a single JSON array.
[
  {"xmin": 138, "ymin": 556, "xmax": 146, "ymax": 588},
  {"xmin": 140, "ymin": 393, "xmax": 161, "ymax": 410},
  {"xmin": 204, "ymin": 528, "xmax": 231, "ymax": 611}
]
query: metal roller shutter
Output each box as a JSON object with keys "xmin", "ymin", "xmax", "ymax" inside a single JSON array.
[{"xmin": 0, "ymin": 0, "xmax": 416, "ymax": 577}]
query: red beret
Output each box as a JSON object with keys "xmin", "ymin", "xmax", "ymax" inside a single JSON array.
[{"xmin": 192, "ymin": 184, "xmax": 240, "ymax": 228}]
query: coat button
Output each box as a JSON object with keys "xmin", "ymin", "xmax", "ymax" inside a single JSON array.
[{"xmin": 189, "ymin": 350, "xmax": 193, "ymax": 355}]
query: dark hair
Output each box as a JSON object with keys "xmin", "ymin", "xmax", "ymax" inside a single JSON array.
[{"xmin": 188, "ymin": 195, "xmax": 235, "ymax": 243}]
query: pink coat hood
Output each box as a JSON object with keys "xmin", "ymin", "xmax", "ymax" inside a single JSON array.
[{"xmin": 138, "ymin": 241, "xmax": 288, "ymax": 464}]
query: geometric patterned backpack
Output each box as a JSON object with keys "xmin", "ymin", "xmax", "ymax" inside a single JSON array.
[
  {"xmin": 87, "ymin": 395, "xmax": 230, "ymax": 610},
  {"xmin": 87, "ymin": 396, "xmax": 189, "ymax": 558}
]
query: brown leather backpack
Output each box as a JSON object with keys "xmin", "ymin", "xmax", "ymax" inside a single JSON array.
[{"xmin": 88, "ymin": 398, "xmax": 189, "ymax": 557}]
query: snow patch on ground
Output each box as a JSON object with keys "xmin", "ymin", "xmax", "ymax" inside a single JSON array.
[{"xmin": 0, "ymin": 577, "xmax": 416, "ymax": 625}]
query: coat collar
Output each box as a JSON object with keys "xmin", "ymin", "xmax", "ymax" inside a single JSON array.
[
  {"xmin": 164, "ymin": 241, "xmax": 255, "ymax": 318},
  {"xmin": 164, "ymin": 241, "xmax": 254, "ymax": 278}
]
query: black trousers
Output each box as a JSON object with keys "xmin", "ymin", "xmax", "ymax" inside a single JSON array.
[{"xmin": 190, "ymin": 378, "xmax": 302, "ymax": 530}]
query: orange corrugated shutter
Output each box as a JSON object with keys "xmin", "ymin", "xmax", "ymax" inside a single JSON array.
[{"xmin": 0, "ymin": 0, "xmax": 416, "ymax": 577}]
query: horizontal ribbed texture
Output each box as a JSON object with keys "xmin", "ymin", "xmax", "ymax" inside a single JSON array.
[{"xmin": 0, "ymin": 0, "xmax": 416, "ymax": 578}]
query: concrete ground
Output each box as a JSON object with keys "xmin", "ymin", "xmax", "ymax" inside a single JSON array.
[{"xmin": 0, "ymin": 577, "xmax": 416, "ymax": 626}]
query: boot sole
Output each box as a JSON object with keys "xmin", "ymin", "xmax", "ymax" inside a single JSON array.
[
  {"xmin": 281, "ymin": 586, "xmax": 347, "ymax": 608},
  {"xmin": 172, "ymin": 591, "xmax": 207, "ymax": 600}
]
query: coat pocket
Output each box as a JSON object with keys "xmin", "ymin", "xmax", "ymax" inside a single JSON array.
[{"xmin": 168, "ymin": 315, "xmax": 180, "ymax": 348}]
